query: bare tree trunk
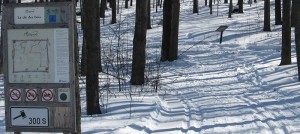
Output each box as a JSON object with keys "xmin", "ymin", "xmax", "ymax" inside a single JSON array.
[
  {"xmin": 111, "ymin": 0, "xmax": 117, "ymax": 24},
  {"xmin": 100, "ymin": 0, "xmax": 107, "ymax": 18},
  {"xmin": 0, "ymin": 0, "xmax": 2, "ymax": 13},
  {"xmin": 263, "ymin": 0, "xmax": 271, "ymax": 31},
  {"xmin": 294, "ymin": 0, "xmax": 300, "ymax": 81},
  {"xmin": 161, "ymin": 0, "xmax": 171, "ymax": 61},
  {"xmin": 80, "ymin": 40, "xmax": 87, "ymax": 76},
  {"xmin": 153, "ymin": 0, "xmax": 155, "ymax": 8},
  {"xmin": 147, "ymin": 0, "xmax": 152, "ymax": 29},
  {"xmin": 156, "ymin": 0, "xmax": 158, "ymax": 12},
  {"xmin": 83, "ymin": 0, "xmax": 102, "ymax": 115},
  {"xmin": 117, "ymin": 0, "xmax": 119, "ymax": 13},
  {"xmin": 161, "ymin": 0, "xmax": 179, "ymax": 61},
  {"xmin": 205, "ymin": 0, "xmax": 207, "ymax": 6},
  {"xmin": 280, "ymin": 0, "xmax": 291, "ymax": 65},
  {"xmin": 193, "ymin": 0, "xmax": 198, "ymax": 14},
  {"xmin": 125, "ymin": 0, "xmax": 129, "ymax": 8},
  {"xmin": 229, "ymin": 0, "xmax": 232, "ymax": 18},
  {"xmin": 131, "ymin": 0, "xmax": 148, "ymax": 85},
  {"xmin": 169, "ymin": 0, "xmax": 180, "ymax": 61},
  {"xmin": 80, "ymin": 0, "xmax": 86, "ymax": 76},
  {"xmin": 159, "ymin": 0, "xmax": 162, "ymax": 9},
  {"xmin": 275, "ymin": 0, "xmax": 282, "ymax": 25},
  {"xmin": 0, "ymin": 0, "xmax": 4, "ymax": 74},
  {"xmin": 291, "ymin": 0, "xmax": 295, "ymax": 27},
  {"xmin": 238, "ymin": 0, "xmax": 243, "ymax": 13},
  {"xmin": 209, "ymin": 0, "xmax": 212, "ymax": 14},
  {"xmin": 224, "ymin": 0, "xmax": 228, "ymax": 3}
]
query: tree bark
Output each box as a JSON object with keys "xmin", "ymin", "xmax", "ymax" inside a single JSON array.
[
  {"xmin": 161, "ymin": 0, "xmax": 179, "ymax": 61},
  {"xmin": 147, "ymin": 0, "xmax": 152, "ymax": 29},
  {"xmin": 161, "ymin": 0, "xmax": 171, "ymax": 61},
  {"xmin": 238, "ymin": 0, "xmax": 243, "ymax": 13},
  {"xmin": 193, "ymin": 0, "xmax": 198, "ymax": 14},
  {"xmin": 160, "ymin": 0, "xmax": 162, "ymax": 8},
  {"xmin": 117, "ymin": 0, "xmax": 120, "ymax": 14},
  {"xmin": 224, "ymin": 0, "xmax": 228, "ymax": 3},
  {"xmin": 125, "ymin": 0, "xmax": 129, "ymax": 8},
  {"xmin": 280, "ymin": 0, "xmax": 291, "ymax": 65},
  {"xmin": 131, "ymin": 0, "xmax": 148, "ymax": 85},
  {"xmin": 80, "ymin": 39, "xmax": 87, "ymax": 76},
  {"xmin": 263, "ymin": 0, "xmax": 271, "ymax": 31},
  {"xmin": 209, "ymin": 0, "xmax": 212, "ymax": 14},
  {"xmin": 291, "ymin": 0, "xmax": 295, "ymax": 27},
  {"xmin": 83, "ymin": 0, "xmax": 102, "ymax": 114},
  {"xmin": 111, "ymin": 0, "xmax": 117, "ymax": 24},
  {"xmin": 275, "ymin": 0, "xmax": 282, "ymax": 25},
  {"xmin": 169, "ymin": 0, "xmax": 180, "ymax": 61},
  {"xmin": 100, "ymin": 0, "xmax": 107, "ymax": 18},
  {"xmin": 80, "ymin": 0, "xmax": 86, "ymax": 76},
  {"xmin": 229, "ymin": 0, "xmax": 232, "ymax": 18},
  {"xmin": 294, "ymin": 0, "xmax": 300, "ymax": 81}
]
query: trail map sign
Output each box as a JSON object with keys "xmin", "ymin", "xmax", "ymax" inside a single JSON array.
[
  {"xmin": 8, "ymin": 28, "xmax": 70, "ymax": 83},
  {"xmin": 3, "ymin": 2, "xmax": 78, "ymax": 133}
]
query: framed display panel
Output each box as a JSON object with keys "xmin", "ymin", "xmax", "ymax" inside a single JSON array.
[
  {"xmin": 3, "ymin": 2, "xmax": 78, "ymax": 133},
  {"xmin": 7, "ymin": 28, "xmax": 70, "ymax": 83}
]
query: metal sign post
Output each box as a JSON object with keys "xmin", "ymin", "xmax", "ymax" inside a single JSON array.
[
  {"xmin": 216, "ymin": 25, "xmax": 229, "ymax": 44},
  {"xmin": 3, "ymin": 2, "xmax": 78, "ymax": 133}
]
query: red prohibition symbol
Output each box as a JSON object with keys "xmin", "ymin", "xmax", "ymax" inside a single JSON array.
[
  {"xmin": 42, "ymin": 89, "xmax": 53, "ymax": 101},
  {"xmin": 10, "ymin": 89, "xmax": 21, "ymax": 101},
  {"xmin": 26, "ymin": 89, "xmax": 37, "ymax": 101}
]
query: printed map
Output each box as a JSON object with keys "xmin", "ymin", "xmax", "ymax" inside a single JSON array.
[{"xmin": 12, "ymin": 39, "xmax": 50, "ymax": 73}]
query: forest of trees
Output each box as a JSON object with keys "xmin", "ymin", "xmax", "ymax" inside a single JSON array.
[{"xmin": 1, "ymin": 0, "xmax": 300, "ymax": 133}]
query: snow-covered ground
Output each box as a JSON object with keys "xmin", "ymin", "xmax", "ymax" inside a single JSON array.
[{"xmin": 1, "ymin": 0, "xmax": 300, "ymax": 133}]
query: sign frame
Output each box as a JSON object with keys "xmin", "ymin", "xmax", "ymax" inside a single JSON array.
[{"xmin": 3, "ymin": 2, "xmax": 78, "ymax": 133}]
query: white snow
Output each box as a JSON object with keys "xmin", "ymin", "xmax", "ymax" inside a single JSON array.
[{"xmin": 1, "ymin": 0, "xmax": 300, "ymax": 133}]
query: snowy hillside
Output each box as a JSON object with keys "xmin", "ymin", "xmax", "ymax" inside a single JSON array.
[{"xmin": 1, "ymin": 0, "xmax": 300, "ymax": 133}]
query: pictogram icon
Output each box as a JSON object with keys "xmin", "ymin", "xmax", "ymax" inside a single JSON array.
[
  {"xmin": 58, "ymin": 88, "xmax": 70, "ymax": 102},
  {"xmin": 25, "ymin": 89, "xmax": 38, "ymax": 101},
  {"xmin": 42, "ymin": 89, "xmax": 54, "ymax": 101},
  {"xmin": 13, "ymin": 110, "xmax": 27, "ymax": 120},
  {"xmin": 10, "ymin": 89, "xmax": 21, "ymax": 101}
]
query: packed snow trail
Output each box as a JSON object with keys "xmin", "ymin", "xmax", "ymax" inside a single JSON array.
[
  {"xmin": 114, "ymin": 1, "xmax": 300, "ymax": 133},
  {"xmin": 114, "ymin": 40, "xmax": 300, "ymax": 133},
  {"xmin": 2, "ymin": 0, "xmax": 300, "ymax": 134}
]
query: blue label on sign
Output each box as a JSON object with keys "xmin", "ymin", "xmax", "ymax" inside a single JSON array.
[{"xmin": 49, "ymin": 15, "xmax": 57, "ymax": 23}]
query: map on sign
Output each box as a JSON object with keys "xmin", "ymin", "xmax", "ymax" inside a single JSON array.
[
  {"xmin": 12, "ymin": 39, "xmax": 50, "ymax": 73},
  {"xmin": 8, "ymin": 28, "xmax": 70, "ymax": 83}
]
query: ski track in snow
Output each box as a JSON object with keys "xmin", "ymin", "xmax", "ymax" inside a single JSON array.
[
  {"xmin": 115, "ymin": 41, "xmax": 300, "ymax": 133},
  {"xmin": 1, "ymin": 0, "xmax": 300, "ymax": 134},
  {"xmin": 112, "ymin": 0, "xmax": 300, "ymax": 133}
]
